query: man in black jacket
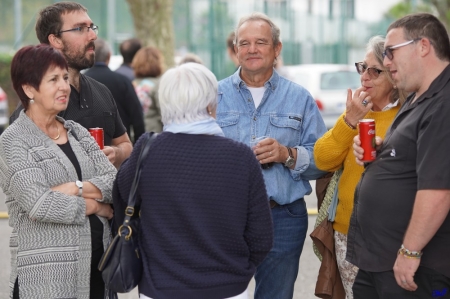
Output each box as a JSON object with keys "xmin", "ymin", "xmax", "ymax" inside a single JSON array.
[{"xmin": 85, "ymin": 38, "xmax": 145, "ymax": 143}]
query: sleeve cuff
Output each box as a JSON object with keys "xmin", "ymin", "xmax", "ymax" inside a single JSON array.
[{"xmin": 293, "ymin": 146, "xmax": 310, "ymax": 173}]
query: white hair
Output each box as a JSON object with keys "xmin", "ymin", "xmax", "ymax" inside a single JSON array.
[{"xmin": 159, "ymin": 62, "xmax": 218, "ymax": 125}]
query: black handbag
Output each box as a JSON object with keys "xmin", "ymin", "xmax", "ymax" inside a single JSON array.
[{"xmin": 98, "ymin": 133, "xmax": 156, "ymax": 296}]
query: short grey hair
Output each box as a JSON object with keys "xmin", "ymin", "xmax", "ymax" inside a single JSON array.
[
  {"xmin": 234, "ymin": 12, "xmax": 281, "ymax": 47},
  {"xmin": 159, "ymin": 63, "xmax": 218, "ymax": 125},
  {"xmin": 94, "ymin": 38, "xmax": 111, "ymax": 63},
  {"xmin": 365, "ymin": 35, "xmax": 407, "ymax": 103}
]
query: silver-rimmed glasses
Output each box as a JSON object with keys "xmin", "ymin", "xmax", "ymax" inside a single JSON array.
[{"xmin": 382, "ymin": 38, "xmax": 422, "ymax": 60}]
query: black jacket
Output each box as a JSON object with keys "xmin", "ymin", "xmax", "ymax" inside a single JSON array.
[{"xmin": 85, "ymin": 63, "xmax": 145, "ymax": 143}]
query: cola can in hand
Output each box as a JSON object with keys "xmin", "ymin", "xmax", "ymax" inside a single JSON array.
[
  {"xmin": 89, "ymin": 127, "xmax": 104, "ymax": 149},
  {"xmin": 359, "ymin": 119, "xmax": 376, "ymax": 162}
]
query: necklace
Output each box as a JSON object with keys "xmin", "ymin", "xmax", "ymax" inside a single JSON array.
[{"xmin": 51, "ymin": 123, "xmax": 60, "ymax": 140}]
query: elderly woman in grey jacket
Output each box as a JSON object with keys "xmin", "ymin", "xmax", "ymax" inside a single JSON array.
[{"xmin": 0, "ymin": 44, "xmax": 116, "ymax": 299}]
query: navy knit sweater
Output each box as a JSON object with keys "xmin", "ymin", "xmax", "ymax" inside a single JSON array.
[{"xmin": 113, "ymin": 132, "xmax": 273, "ymax": 299}]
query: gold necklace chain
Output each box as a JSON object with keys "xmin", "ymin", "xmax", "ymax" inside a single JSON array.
[{"xmin": 51, "ymin": 123, "xmax": 60, "ymax": 140}]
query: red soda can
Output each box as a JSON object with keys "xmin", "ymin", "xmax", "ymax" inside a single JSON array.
[
  {"xmin": 359, "ymin": 119, "xmax": 376, "ymax": 162},
  {"xmin": 89, "ymin": 128, "xmax": 104, "ymax": 149}
]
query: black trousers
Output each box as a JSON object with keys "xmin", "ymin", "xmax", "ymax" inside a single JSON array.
[
  {"xmin": 353, "ymin": 267, "xmax": 450, "ymax": 299},
  {"xmin": 13, "ymin": 277, "xmax": 19, "ymax": 299}
]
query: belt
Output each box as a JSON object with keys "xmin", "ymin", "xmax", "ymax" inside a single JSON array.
[{"xmin": 269, "ymin": 200, "xmax": 279, "ymax": 209}]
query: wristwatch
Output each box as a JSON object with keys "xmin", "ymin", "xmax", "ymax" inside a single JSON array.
[
  {"xmin": 75, "ymin": 180, "xmax": 83, "ymax": 197},
  {"xmin": 284, "ymin": 147, "xmax": 295, "ymax": 168}
]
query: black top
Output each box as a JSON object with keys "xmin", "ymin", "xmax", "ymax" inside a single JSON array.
[
  {"xmin": 85, "ymin": 63, "xmax": 145, "ymax": 143},
  {"xmin": 57, "ymin": 141, "xmax": 105, "ymax": 298},
  {"xmin": 10, "ymin": 74, "xmax": 127, "ymax": 146},
  {"xmin": 347, "ymin": 64, "xmax": 450, "ymax": 278},
  {"xmin": 113, "ymin": 132, "xmax": 273, "ymax": 299}
]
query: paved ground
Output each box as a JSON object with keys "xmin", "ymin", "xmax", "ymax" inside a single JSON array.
[{"xmin": 0, "ymin": 184, "xmax": 321, "ymax": 299}]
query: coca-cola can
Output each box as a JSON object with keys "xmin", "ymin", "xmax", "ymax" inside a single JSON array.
[
  {"xmin": 89, "ymin": 127, "xmax": 104, "ymax": 149},
  {"xmin": 359, "ymin": 119, "xmax": 376, "ymax": 162}
]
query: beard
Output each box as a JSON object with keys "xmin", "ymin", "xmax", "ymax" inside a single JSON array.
[{"xmin": 62, "ymin": 41, "xmax": 95, "ymax": 71}]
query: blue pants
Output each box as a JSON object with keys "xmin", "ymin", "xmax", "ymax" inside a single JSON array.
[{"xmin": 254, "ymin": 198, "xmax": 308, "ymax": 299}]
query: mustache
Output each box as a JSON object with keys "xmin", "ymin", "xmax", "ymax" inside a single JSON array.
[{"xmin": 86, "ymin": 42, "xmax": 95, "ymax": 52}]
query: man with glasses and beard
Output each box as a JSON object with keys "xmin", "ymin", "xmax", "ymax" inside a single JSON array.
[
  {"xmin": 10, "ymin": 2, "xmax": 132, "ymax": 169},
  {"xmin": 349, "ymin": 13, "xmax": 450, "ymax": 299}
]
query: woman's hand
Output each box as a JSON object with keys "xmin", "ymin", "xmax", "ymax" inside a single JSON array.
[
  {"xmin": 51, "ymin": 182, "xmax": 78, "ymax": 196},
  {"xmin": 345, "ymin": 87, "xmax": 373, "ymax": 128},
  {"xmin": 85, "ymin": 198, "xmax": 113, "ymax": 220},
  {"xmin": 51, "ymin": 181, "xmax": 102, "ymax": 198}
]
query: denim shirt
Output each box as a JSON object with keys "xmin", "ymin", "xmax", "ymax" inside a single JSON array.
[{"xmin": 217, "ymin": 68, "xmax": 327, "ymax": 205}]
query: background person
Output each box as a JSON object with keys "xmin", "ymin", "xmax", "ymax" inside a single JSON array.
[
  {"xmin": 217, "ymin": 12, "xmax": 326, "ymax": 299},
  {"xmin": 113, "ymin": 62, "xmax": 273, "ymax": 299},
  {"xmin": 132, "ymin": 46, "xmax": 165, "ymax": 133},
  {"xmin": 85, "ymin": 38, "xmax": 145, "ymax": 143},
  {"xmin": 314, "ymin": 35, "xmax": 407, "ymax": 299},
  {"xmin": 0, "ymin": 44, "xmax": 116, "ymax": 299},
  {"xmin": 178, "ymin": 52, "xmax": 204, "ymax": 65},
  {"xmin": 226, "ymin": 31, "xmax": 239, "ymax": 68},
  {"xmin": 115, "ymin": 37, "xmax": 142, "ymax": 81},
  {"xmin": 349, "ymin": 13, "xmax": 450, "ymax": 298},
  {"xmin": 9, "ymin": 1, "xmax": 132, "ymax": 168}
]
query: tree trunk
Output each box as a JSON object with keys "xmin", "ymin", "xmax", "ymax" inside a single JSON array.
[
  {"xmin": 430, "ymin": 0, "xmax": 450, "ymax": 30},
  {"xmin": 126, "ymin": 0, "xmax": 175, "ymax": 68}
]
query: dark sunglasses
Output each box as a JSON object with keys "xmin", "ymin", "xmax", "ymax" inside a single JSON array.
[
  {"xmin": 354, "ymin": 62, "xmax": 384, "ymax": 79},
  {"xmin": 382, "ymin": 38, "xmax": 422, "ymax": 60}
]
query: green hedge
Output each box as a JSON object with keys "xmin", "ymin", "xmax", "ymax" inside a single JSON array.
[{"xmin": 0, "ymin": 53, "xmax": 17, "ymax": 117}]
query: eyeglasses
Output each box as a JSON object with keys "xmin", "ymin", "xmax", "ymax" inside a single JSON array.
[
  {"xmin": 355, "ymin": 62, "xmax": 384, "ymax": 79},
  {"xmin": 58, "ymin": 24, "xmax": 99, "ymax": 36},
  {"xmin": 382, "ymin": 38, "xmax": 421, "ymax": 60}
]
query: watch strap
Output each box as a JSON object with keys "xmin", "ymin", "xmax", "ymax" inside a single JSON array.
[
  {"xmin": 287, "ymin": 146, "xmax": 293, "ymax": 158},
  {"xmin": 284, "ymin": 146, "xmax": 295, "ymax": 167},
  {"xmin": 76, "ymin": 180, "xmax": 83, "ymax": 197}
]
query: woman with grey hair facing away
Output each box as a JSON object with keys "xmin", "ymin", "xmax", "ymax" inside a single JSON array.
[{"xmin": 113, "ymin": 62, "xmax": 273, "ymax": 299}]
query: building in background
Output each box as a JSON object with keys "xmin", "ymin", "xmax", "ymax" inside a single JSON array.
[{"xmin": 0, "ymin": 0, "xmax": 400, "ymax": 81}]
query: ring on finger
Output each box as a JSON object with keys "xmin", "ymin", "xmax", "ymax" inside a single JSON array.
[
  {"xmin": 401, "ymin": 280, "xmax": 407, "ymax": 284},
  {"xmin": 269, "ymin": 151, "xmax": 272, "ymax": 156},
  {"xmin": 362, "ymin": 99, "xmax": 368, "ymax": 106}
]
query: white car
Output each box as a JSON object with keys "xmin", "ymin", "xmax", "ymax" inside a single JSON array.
[
  {"xmin": 284, "ymin": 64, "xmax": 361, "ymax": 129},
  {"xmin": 0, "ymin": 87, "xmax": 8, "ymax": 134}
]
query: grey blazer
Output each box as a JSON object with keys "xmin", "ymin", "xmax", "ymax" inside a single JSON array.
[{"xmin": 0, "ymin": 111, "xmax": 117, "ymax": 299}]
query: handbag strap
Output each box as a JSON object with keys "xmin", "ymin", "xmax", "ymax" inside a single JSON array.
[{"xmin": 123, "ymin": 133, "xmax": 157, "ymax": 224}]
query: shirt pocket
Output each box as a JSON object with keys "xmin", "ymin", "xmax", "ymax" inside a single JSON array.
[
  {"xmin": 268, "ymin": 113, "xmax": 303, "ymax": 145},
  {"xmin": 216, "ymin": 112, "xmax": 240, "ymax": 141},
  {"xmin": 29, "ymin": 147, "xmax": 64, "ymax": 183}
]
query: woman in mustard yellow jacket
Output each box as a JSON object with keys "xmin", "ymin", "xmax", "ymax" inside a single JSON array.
[{"xmin": 313, "ymin": 36, "xmax": 407, "ymax": 299}]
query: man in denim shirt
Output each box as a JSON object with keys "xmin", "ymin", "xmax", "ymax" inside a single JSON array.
[{"xmin": 217, "ymin": 12, "xmax": 327, "ymax": 299}]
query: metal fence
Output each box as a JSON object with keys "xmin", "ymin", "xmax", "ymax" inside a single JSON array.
[{"xmin": 0, "ymin": 0, "xmax": 390, "ymax": 80}]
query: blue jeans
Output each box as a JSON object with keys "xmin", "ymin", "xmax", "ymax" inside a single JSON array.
[{"xmin": 254, "ymin": 198, "xmax": 308, "ymax": 299}]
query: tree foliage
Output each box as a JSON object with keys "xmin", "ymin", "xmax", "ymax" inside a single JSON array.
[
  {"xmin": 385, "ymin": 0, "xmax": 449, "ymax": 30},
  {"xmin": 126, "ymin": 0, "xmax": 175, "ymax": 68}
]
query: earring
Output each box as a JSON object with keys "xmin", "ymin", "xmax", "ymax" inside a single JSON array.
[
  {"xmin": 30, "ymin": 98, "xmax": 35, "ymax": 104},
  {"xmin": 393, "ymin": 85, "xmax": 397, "ymax": 89},
  {"xmin": 209, "ymin": 111, "xmax": 212, "ymax": 115}
]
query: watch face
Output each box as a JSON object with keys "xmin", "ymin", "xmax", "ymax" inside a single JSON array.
[
  {"xmin": 285, "ymin": 157, "xmax": 295, "ymax": 167},
  {"xmin": 76, "ymin": 180, "xmax": 83, "ymax": 188}
]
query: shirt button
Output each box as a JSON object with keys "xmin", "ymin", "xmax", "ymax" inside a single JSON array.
[
  {"xmin": 81, "ymin": 105, "xmax": 84, "ymax": 108},
  {"xmin": 253, "ymin": 117, "xmax": 257, "ymax": 121},
  {"xmin": 84, "ymin": 98, "xmax": 87, "ymax": 102},
  {"xmin": 248, "ymin": 98, "xmax": 251, "ymax": 102}
]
